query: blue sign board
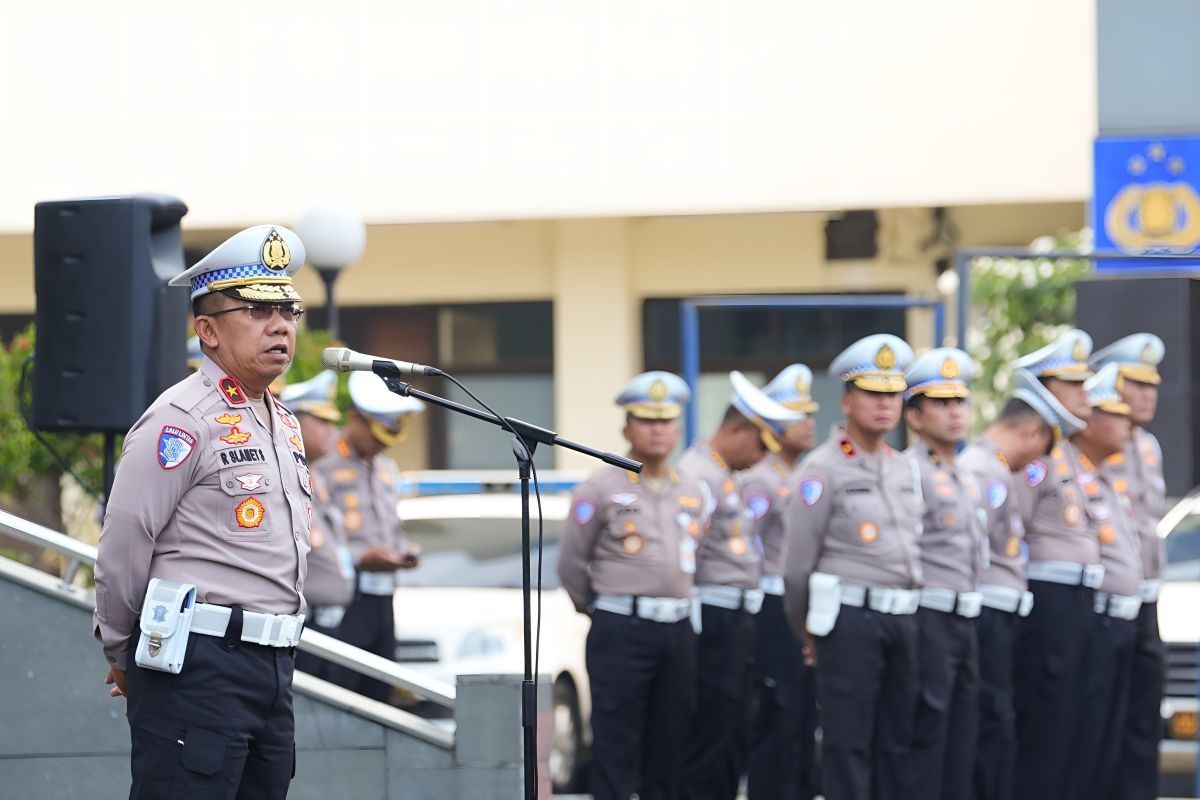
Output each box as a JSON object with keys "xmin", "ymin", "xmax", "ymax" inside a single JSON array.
[{"xmin": 1093, "ymin": 135, "xmax": 1200, "ymax": 270}]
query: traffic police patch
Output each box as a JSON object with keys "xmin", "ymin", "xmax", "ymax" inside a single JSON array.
[
  {"xmin": 157, "ymin": 426, "xmax": 196, "ymax": 470},
  {"xmin": 1025, "ymin": 460, "xmax": 1048, "ymax": 488},
  {"xmin": 800, "ymin": 478, "xmax": 824, "ymax": 506},
  {"xmin": 747, "ymin": 493, "xmax": 771, "ymax": 520},
  {"xmin": 572, "ymin": 499, "xmax": 596, "ymax": 525},
  {"xmin": 988, "ymin": 480, "xmax": 1008, "ymax": 510}
]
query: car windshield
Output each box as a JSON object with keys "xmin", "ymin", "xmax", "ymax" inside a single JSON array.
[
  {"xmin": 399, "ymin": 516, "xmax": 565, "ymax": 589},
  {"xmin": 1165, "ymin": 506, "xmax": 1200, "ymax": 582}
]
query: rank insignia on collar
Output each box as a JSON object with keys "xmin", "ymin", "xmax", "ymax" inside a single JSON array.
[
  {"xmin": 219, "ymin": 377, "xmax": 247, "ymax": 405},
  {"xmin": 214, "ymin": 413, "xmax": 242, "ymax": 426},
  {"xmin": 840, "ymin": 439, "xmax": 856, "ymax": 457},
  {"xmin": 336, "ymin": 439, "xmax": 351, "ymax": 458},
  {"xmin": 220, "ymin": 427, "xmax": 253, "ymax": 445}
]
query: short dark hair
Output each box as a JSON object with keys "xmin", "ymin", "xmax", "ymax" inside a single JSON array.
[
  {"xmin": 997, "ymin": 397, "xmax": 1041, "ymax": 425},
  {"xmin": 191, "ymin": 289, "xmax": 239, "ymax": 318},
  {"xmin": 721, "ymin": 405, "xmax": 753, "ymax": 428},
  {"xmin": 905, "ymin": 394, "xmax": 927, "ymax": 412}
]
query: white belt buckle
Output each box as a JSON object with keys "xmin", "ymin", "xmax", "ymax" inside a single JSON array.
[
  {"xmin": 1082, "ymin": 564, "xmax": 1105, "ymax": 589},
  {"xmin": 957, "ymin": 591, "xmax": 983, "ymax": 618},
  {"xmin": 1018, "ymin": 591, "xmax": 1035, "ymax": 617}
]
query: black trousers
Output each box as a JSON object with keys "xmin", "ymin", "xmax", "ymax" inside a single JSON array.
[
  {"xmin": 680, "ymin": 604, "xmax": 756, "ymax": 800},
  {"xmin": 1113, "ymin": 600, "xmax": 1167, "ymax": 800},
  {"xmin": 812, "ymin": 606, "xmax": 918, "ymax": 800},
  {"xmin": 329, "ymin": 591, "xmax": 396, "ymax": 702},
  {"xmin": 1012, "ymin": 580, "xmax": 1095, "ymax": 800},
  {"xmin": 972, "ymin": 606, "xmax": 1020, "ymax": 800},
  {"xmin": 912, "ymin": 607, "xmax": 979, "ymax": 800},
  {"xmin": 747, "ymin": 593, "xmax": 818, "ymax": 800},
  {"xmin": 586, "ymin": 610, "xmax": 697, "ymax": 800},
  {"xmin": 1067, "ymin": 611, "xmax": 1137, "ymax": 800},
  {"xmin": 126, "ymin": 634, "xmax": 296, "ymax": 800}
]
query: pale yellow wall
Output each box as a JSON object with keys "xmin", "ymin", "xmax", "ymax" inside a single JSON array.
[{"xmin": 0, "ymin": 235, "xmax": 34, "ymax": 315}]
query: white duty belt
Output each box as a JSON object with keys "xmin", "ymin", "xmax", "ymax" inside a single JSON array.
[
  {"xmin": 593, "ymin": 594, "xmax": 691, "ymax": 623},
  {"xmin": 840, "ymin": 584, "xmax": 921, "ymax": 615},
  {"xmin": 919, "ymin": 587, "xmax": 983, "ymax": 619},
  {"xmin": 1093, "ymin": 591, "xmax": 1142, "ymax": 621},
  {"xmin": 358, "ymin": 571, "xmax": 397, "ymax": 596},
  {"xmin": 759, "ymin": 574, "xmax": 785, "ymax": 597},
  {"xmin": 1026, "ymin": 560, "xmax": 1105, "ymax": 589},
  {"xmin": 979, "ymin": 584, "xmax": 1035, "ymax": 617},
  {"xmin": 696, "ymin": 584, "xmax": 764, "ymax": 615},
  {"xmin": 191, "ymin": 604, "xmax": 305, "ymax": 647},
  {"xmin": 1139, "ymin": 579, "xmax": 1163, "ymax": 603}
]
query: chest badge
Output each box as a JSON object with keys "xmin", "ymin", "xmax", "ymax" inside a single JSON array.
[
  {"xmin": 858, "ymin": 521, "xmax": 879, "ymax": 543},
  {"xmin": 220, "ymin": 427, "xmax": 253, "ymax": 445},
  {"xmin": 235, "ymin": 497, "xmax": 265, "ymax": 529},
  {"xmin": 610, "ymin": 492, "xmax": 638, "ymax": 506},
  {"xmin": 622, "ymin": 534, "xmax": 644, "ymax": 555},
  {"xmin": 1063, "ymin": 503, "xmax": 1081, "ymax": 527},
  {"xmin": 728, "ymin": 536, "xmax": 748, "ymax": 556},
  {"xmin": 235, "ymin": 473, "xmax": 264, "ymax": 491}
]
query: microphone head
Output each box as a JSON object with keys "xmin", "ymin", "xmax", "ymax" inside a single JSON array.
[{"xmin": 321, "ymin": 347, "xmax": 351, "ymax": 372}]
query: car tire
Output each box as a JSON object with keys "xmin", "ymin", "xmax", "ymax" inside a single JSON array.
[{"xmin": 549, "ymin": 677, "xmax": 583, "ymax": 793}]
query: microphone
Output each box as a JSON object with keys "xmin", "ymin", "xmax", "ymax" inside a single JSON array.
[{"xmin": 321, "ymin": 347, "xmax": 442, "ymax": 377}]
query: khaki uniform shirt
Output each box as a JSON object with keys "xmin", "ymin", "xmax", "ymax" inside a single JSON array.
[
  {"xmin": 959, "ymin": 439, "xmax": 1027, "ymax": 592},
  {"xmin": 315, "ymin": 438, "xmax": 408, "ymax": 565},
  {"xmin": 1077, "ymin": 450, "xmax": 1142, "ymax": 597},
  {"xmin": 303, "ymin": 472, "xmax": 356, "ymax": 608},
  {"xmin": 93, "ymin": 357, "xmax": 312, "ymax": 669},
  {"xmin": 1012, "ymin": 441, "xmax": 1100, "ymax": 566},
  {"xmin": 783, "ymin": 425, "xmax": 925, "ymax": 625},
  {"xmin": 742, "ymin": 452, "xmax": 798, "ymax": 578},
  {"xmin": 1104, "ymin": 428, "xmax": 1167, "ymax": 582},
  {"xmin": 909, "ymin": 445, "xmax": 985, "ymax": 594},
  {"xmin": 679, "ymin": 442, "xmax": 761, "ymax": 590},
  {"xmin": 557, "ymin": 465, "xmax": 711, "ymax": 611}
]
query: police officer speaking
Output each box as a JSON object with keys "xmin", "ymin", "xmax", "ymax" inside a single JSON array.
[
  {"xmin": 281, "ymin": 371, "xmax": 356, "ymax": 681},
  {"xmin": 93, "ymin": 225, "xmax": 312, "ymax": 797},
  {"xmin": 903, "ymin": 347, "xmax": 983, "ymax": 800},
  {"xmin": 314, "ymin": 371, "xmax": 424, "ymax": 702},
  {"xmin": 783, "ymin": 333, "xmax": 922, "ymax": 800},
  {"xmin": 557, "ymin": 371, "xmax": 710, "ymax": 800}
]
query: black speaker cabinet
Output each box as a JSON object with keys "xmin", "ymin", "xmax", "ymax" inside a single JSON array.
[
  {"xmin": 33, "ymin": 195, "xmax": 189, "ymax": 432},
  {"xmin": 1075, "ymin": 273, "xmax": 1200, "ymax": 497}
]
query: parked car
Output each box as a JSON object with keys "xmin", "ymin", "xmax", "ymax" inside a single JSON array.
[
  {"xmin": 390, "ymin": 473, "xmax": 592, "ymax": 793},
  {"xmin": 1155, "ymin": 488, "xmax": 1200, "ymax": 796}
]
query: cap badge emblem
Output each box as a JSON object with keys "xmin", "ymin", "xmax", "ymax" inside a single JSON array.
[
  {"xmin": 875, "ymin": 344, "xmax": 895, "ymax": 370},
  {"xmin": 262, "ymin": 229, "xmax": 291, "ymax": 272},
  {"xmin": 1072, "ymin": 340, "xmax": 1087, "ymax": 362},
  {"xmin": 649, "ymin": 379, "xmax": 669, "ymax": 401},
  {"xmin": 940, "ymin": 357, "xmax": 959, "ymax": 379}
]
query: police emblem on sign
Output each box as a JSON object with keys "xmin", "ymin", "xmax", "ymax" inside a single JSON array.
[
  {"xmin": 157, "ymin": 426, "xmax": 197, "ymax": 470},
  {"xmin": 800, "ymin": 478, "xmax": 824, "ymax": 506},
  {"xmin": 988, "ymin": 480, "xmax": 1008, "ymax": 510}
]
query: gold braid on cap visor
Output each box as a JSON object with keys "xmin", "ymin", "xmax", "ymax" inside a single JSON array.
[
  {"xmin": 368, "ymin": 417, "xmax": 409, "ymax": 447},
  {"xmin": 747, "ymin": 415, "xmax": 783, "ymax": 454},
  {"xmin": 624, "ymin": 402, "xmax": 683, "ymax": 420},
  {"xmin": 1117, "ymin": 364, "xmax": 1161, "ymax": 385},
  {"xmin": 846, "ymin": 371, "xmax": 907, "ymax": 392}
]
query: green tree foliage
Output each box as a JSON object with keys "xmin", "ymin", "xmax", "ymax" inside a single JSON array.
[{"xmin": 966, "ymin": 231, "xmax": 1094, "ymax": 427}]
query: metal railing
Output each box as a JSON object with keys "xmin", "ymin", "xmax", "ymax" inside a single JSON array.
[{"xmin": 0, "ymin": 507, "xmax": 457, "ymax": 746}]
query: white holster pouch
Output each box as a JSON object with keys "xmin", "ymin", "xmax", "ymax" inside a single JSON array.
[
  {"xmin": 806, "ymin": 572, "xmax": 843, "ymax": 637},
  {"xmin": 134, "ymin": 578, "xmax": 197, "ymax": 674}
]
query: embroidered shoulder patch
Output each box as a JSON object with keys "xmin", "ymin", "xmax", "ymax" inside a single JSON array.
[
  {"xmin": 988, "ymin": 479, "xmax": 1008, "ymax": 510},
  {"xmin": 800, "ymin": 478, "xmax": 824, "ymax": 506},
  {"xmin": 747, "ymin": 493, "xmax": 771, "ymax": 520},
  {"xmin": 1025, "ymin": 460, "xmax": 1048, "ymax": 488},
  {"xmin": 157, "ymin": 426, "xmax": 197, "ymax": 470},
  {"xmin": 572, "ymin": 498, "xmax": 597, "ymax": 525}
]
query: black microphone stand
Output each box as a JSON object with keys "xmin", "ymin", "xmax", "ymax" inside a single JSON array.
[{"xmin": 372, "ymin": 361, "xmax": 642, "ymax": 800}]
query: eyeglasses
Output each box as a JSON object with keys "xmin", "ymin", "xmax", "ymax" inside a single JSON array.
[{"xmin": 204, "ymin": 304, "xmax": 304, "ymax": 322}]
